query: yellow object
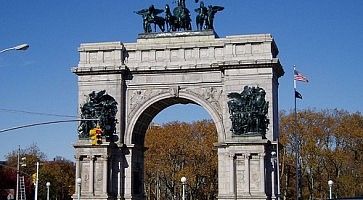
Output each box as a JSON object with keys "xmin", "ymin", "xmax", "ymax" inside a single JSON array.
[
  {"xmin": 89, "ymin": 128, "xmax": 97, "ymax": 145},
  {"xmin": 89, "ymin": 126, "xmax": 103, "ymax": 145},
  {"xmin": 32, "ymin": 173, "xmax": 37, "ymax": 184}
]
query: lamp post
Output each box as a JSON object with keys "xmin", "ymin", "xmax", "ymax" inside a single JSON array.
[
  {"xmin": 2, "ymin": 43, "xmax": 29, "ymax": 199},
  {"xmin": 181, "ymin": 177, "xmax": 187, "ymax": 200},
  {"xmin": 271, "ymin": 150, "xmax": 278, "ymax": 199},
  {"xmin": 34, "ymin": 162, "xmax": 39, "ymax": 200},
  {"xmin": 0, "ymin": 43, "xmax": 29, "ymax": 54},
  {"xmin": 76, "ymin": 178, "xmax": 82, "ymax": 200},
  {"xmin": 46, "ymin": 182, "xmax": 50, "ymax": 200},
  {"xmin": 328, "ymin": 180, "xmax": 333, "ymax": 199}
]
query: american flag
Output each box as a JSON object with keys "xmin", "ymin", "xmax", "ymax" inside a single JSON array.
[{"xmin": 294, "ymin": 70, "xmax": 309, "ymax": 82}]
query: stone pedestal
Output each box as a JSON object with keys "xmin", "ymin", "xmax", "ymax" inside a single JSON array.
[
  {"xmin": 73, "ymin": 140, "xmax": 127, "ymax": 200},
  {"xmin": 217, "ymin": 138, "xmax": 274, "ymax": 200}
]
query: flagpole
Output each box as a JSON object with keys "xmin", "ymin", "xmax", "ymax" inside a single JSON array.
[{"xmin": 293, "ymin": 65, "xmax": 300, "ymax": 200}]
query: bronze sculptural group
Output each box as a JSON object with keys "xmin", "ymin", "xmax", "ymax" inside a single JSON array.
[
  {"xmin": 195, "ymin": 1, "xmax": 224, "ymax": 31},
  {"xmin": 135, "ymin": 5, "xmax": 166, "ymax": 33},
  {"xmin": 227, "ymin": 86, "xmax": 269, "ymax": 137},
  {"xmin": 135, "ymin": 0, "xmax": 223, "ymax": 33},
  {"xmin": 78, "ymin": 90, "xmax": 118, "ymax": 141}
]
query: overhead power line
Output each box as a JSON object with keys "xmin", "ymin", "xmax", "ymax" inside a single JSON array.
[
  {"xmin": 0, "ymin": 108, "xmax": 77, "ymax": 118},
  {"xmin": 0, "ymin": 119, "xmax": 98, "ymax": 134}
]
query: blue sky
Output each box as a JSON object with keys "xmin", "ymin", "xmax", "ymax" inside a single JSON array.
[{"xmin": 0, "ymin": 1, "xmax": 362, "ymax": 160}]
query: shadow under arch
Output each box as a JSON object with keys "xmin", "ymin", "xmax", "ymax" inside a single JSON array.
[{"xmin": 125, "ymin": 91, "xmax": 225, "ymax": 146}]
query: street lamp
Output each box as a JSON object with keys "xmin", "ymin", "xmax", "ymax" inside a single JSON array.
[
  {"xmin": 76, "ymin": 177, "xmax": 82, "ymax": 200},
  {"xmin": 181, "ymin": 177, "xmax": 187, "ymax": 200},
  {"xmin": 0, "ymin": 43, "xmax": 29, "ymax": 53},
  {"xmin": 34, "ymin": 162, "xmax": 40, "ymax": 200},
  {"xmin": 328, "ymin": 180, "xmax": 333, "ymax": 199},
  {"xmin": 46, "ymin": 182, "xmax": 50, "ymax": 200}
]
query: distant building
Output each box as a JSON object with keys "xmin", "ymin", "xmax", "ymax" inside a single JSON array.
[{"xmin": 0, "ymin": 160, "xmax": 7, "ymax": 169}]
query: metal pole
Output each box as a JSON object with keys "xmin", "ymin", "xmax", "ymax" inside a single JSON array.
[
  {"xmin": 276, "ymin": 142, "xmax": 281, "ymax": 200},
  {"xmin": 294, "ymin": 66, "xmax": 300, "ymax": 200},
  {"xmin": 77, "ymin": 178, "xmax": 82, "ymax": 200},
  {"xmin": 16, "ymin": 146, "xmax": 20, "ymax": 200},
  {"xmin": 182, "ymin": 183, "xmax": 185, "ymax": 200},
  {"xmin": 78, "ymin": 183, "xmax": 80, "ymax": 200},
  {"xmin": 328, "ymin": 180, "xmax": 333, "ymax": 200},
  {"xmin": 35, "ymin": 162, "xmax": 39, "ymax": 200},
  {"xmin": 181, "ymin": 177, "xmax": 186, "ymax": 200},
  {"xmin": 46, "ymin": 182, "xmax": 50, "ymax": 200}
]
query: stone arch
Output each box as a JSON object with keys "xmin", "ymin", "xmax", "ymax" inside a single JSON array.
[
  {"xmin": 73, "ymin": 32, "xmax": 284, "ymax": 200},
  {"xmin": 125, "ymin": 91, "xmax": 225, "ymax": 146}
]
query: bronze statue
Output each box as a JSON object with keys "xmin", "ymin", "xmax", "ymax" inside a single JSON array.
[
  {"xmin": 227, "ymin": 86, "xmax": 269, "ymax": 137},
  {"xmin": 172, "ymin": 0, "xmax": 192, "ymax": 31},
  {"xmin": 78, "ymin": 90, "xmax": 118, "ymax": 141},
  {"xmin": 205, "ymin": 5, "xmax": 224, "ymax": 30},
  {"xmin": 165, "ymin": 4, "xmax": 177, "ymax": 32},
  {"xmin": 135, "ymin": 5, "xmax": 165, "ymax": 33},
  {"xmin": 164, "ymin": 1, "xmax": 192, "ymax": 31},
  {"xmin": 178, "ymin": 0, "xmax": 186, "ymax": 8},
  {"xmin": 195, "ymin": 1, "xmax": 208, "ymax": 30},
  {"xmin": 136, "ymin": 1, "xmax": 223, "ymax": 33}
]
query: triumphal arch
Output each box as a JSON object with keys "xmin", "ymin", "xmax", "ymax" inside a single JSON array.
[{"xmin": 72, "ymin": 2, "xmax": 284, "ymax": 200}]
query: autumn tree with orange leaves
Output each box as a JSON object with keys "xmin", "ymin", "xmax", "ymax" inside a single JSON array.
[
  {"xmin": 279, "ymin": 109, "xmax": 363, "ymax": 199},
  {"xmin": 144, "ymin": 120, "xmax": 218, "ymax": 200},
  {"xmin": 0, "ymin": 145, "xmax": 75, "ymax": 200}
]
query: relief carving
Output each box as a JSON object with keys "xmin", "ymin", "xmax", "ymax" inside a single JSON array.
[
  {"xmin": 129, "ymin": 90, "xmax": 145, "ymax": 112},
  {"xmin": 128, "ymin": 88, "xmax": 168, "ymax": 117},
  {"xmin": 185, "ymin": 86, "xmax": 223, "ymax": 118},
  {"xmin": 169, "ymin": 86, "xmax": 180, "ymax": 97},
  {"xmin": 128, "ymin": 86, "xmax": 223, "ymax": 123}
]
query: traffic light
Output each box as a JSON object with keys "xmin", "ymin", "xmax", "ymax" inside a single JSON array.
[
  {"xmin": 89, "ymin": 128, "xmax": 97, "ymax": 145},
  {"xmin": 95, "ymin": 127, "xmax": 103, "ymax": 145}
]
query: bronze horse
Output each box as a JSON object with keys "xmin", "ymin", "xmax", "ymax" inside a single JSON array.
[
  {"xmin": 165, "ymin": 3, "xmax": 191, "ymax": 31},
  {"xmin": 135, "ymin": 5, "xmax": 165, "ymax": 33}
]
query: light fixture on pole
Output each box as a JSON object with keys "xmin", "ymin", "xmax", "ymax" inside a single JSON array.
[
  {"xmin": 76, "ymin": 177, "xmax": 82, "ymax": 200},
  {"xmin": 328, "ymin": 180, "xmax": 333, "ymax": 199},
  {"xmin": 181, "ymin": 177, "xmax": 187, "ymax": 200},
  {"xmin": 0, "ymin": 44, "xmax": 29, "ymax": 53},
  {"xmin": 46, "ymin": 182, "xmax": 50, "ymax": 200}
]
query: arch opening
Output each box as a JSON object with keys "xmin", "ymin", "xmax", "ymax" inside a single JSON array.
[
  {"xmin": 129, "ymin": 96, "xmax": 219, "ymax": 200},
  {"xmin": 131, "ymin": 97, "xmax": 195, "ymax": 145},
  {"xmin": 128, "ymin": 94, "xmax": 224, "ymax": 146}
]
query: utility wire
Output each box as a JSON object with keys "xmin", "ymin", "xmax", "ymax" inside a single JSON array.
[
  {"xmin": 0, "ymin": 108, "xmax": 76, "ymax": 118},
  {"xmin": 0, "ymin": 119, "xmax": 98, "ymax": 134}
]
